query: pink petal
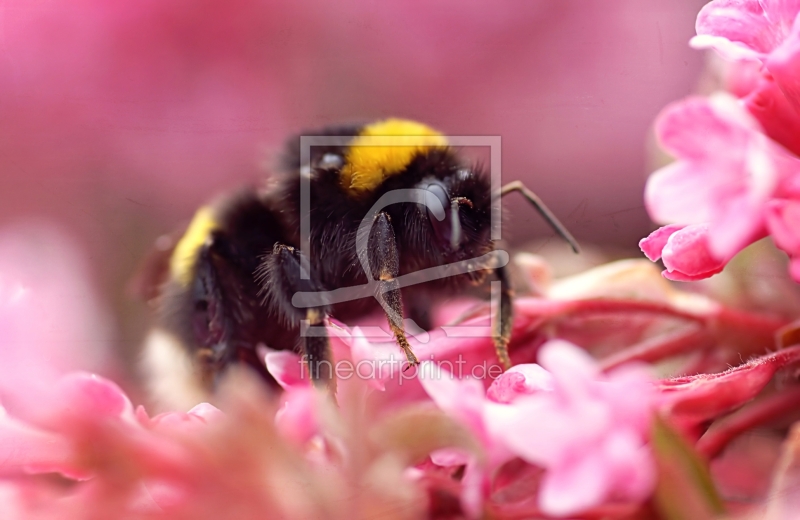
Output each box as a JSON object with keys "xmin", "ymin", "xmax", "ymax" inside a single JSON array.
[
  {"xmin": 660, "ymin": 224, "xmax": 728, "ymax": 281},
  {"xmin": 744, "ymin": 72, "xmax": 800, "ymax": 156},
  {"xmin": 655, "ymin": 95, "xmax": 759, "ymax": 161},
  {"xmin": 186, "ymin": 403, "xmax": 224, "ymax": 423},
  {"xmin": 0, "ymin": 226, "xmax": 114, "ymax": 417},
  {"xmin": 417, "ymin": 362, "xmax": 486, "ymax": 435},
  {"xmin": 148, "ymin": 403, "xmax": 222, "ymax": 433},
  {"xmin": 645, "ymin": 162, "xmax": 717, "ymax": 226},
  {"xmin": 538, "ymin": 451, "xmax": 609, "ymax": 517},
  {"xmin": 765, "ymin": 13, "xmax": 800, "ymax": 112},
  {"xmin": 495, "ymin": 397, "xmax": 610, "ymax": 468},
  {"xmin": 275, "ymin": 387, "xmax": 319, "ymax": 445},
  {"xmin": 599, "ymin": 429, "xmax": 656, "ymax": 501},
  {"xmin": 692, "ymin": 0, "xmax": 797, "ymax": 57},
  {"xmin": 0, "ymin": 408, "xmax": 82, "ymax": 479},
  {"xmin": 148, "ymin": 412, "xmax": 207, "ymax": 431},
  {"xmin": 348, "ymin": 328, "xmax": 402, "ymax": 391},
  {"xmin": 692, "ymin": 0, "xmax": 800, "ymax": 114},
  {"xmin": 766, "ymin": 198, "xmax": 800, "ymax": 253},
  {"xmin": 486, "ymin": 364, "xmax": 553, "ymax": 404},
  {"xmin": 639, "ymin": 224, "xmax": 686, "ymax": 262},
  {"xmin": 645, "ymin": 95, "xmax": 781, "ymax": 252},
  {"xmin": 133, "ymin": 481, "xmax": 190, "ymax": 513},
  {"xmin": 263, "ymin": 348, "xmax": 307, "ymax": 390},
  {"xmin": 55, "ymin": 372, "xmax": 133, "ymax": 421},
  {"xmin": 537, "ymin": 340, "xmax": 598, "ymax": 390},
  {"xmin": 642, "ymin": 94, "xmax": 800, "ymax": 270},
  {"xmin": 601, "ymin": 365, "xmax": 657, "ymax": 434},
  {"xmin": 430, "ymin": 448, "xmax": 470, "ymax": 467},
  {"xmin": 762, "ymin": 0, "xmax": 800, "ymax": 31},
  {"xmin": 459, "ymin": 459, "xmax": 486, "ymax": 519},
  {"xmin": 707, "ymin": 192, "xmax": 768, "ymax": 258}
]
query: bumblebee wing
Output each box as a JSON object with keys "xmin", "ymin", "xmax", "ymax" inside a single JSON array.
[{"xmin": 127, "ymin": 228, "xmax": 184, "ymax": 305}]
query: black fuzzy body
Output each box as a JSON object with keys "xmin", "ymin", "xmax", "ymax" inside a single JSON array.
[
  {"xmin": 158, "ymin": 189, "xmax": 298, "ymax": 385},
  {"xmin": 152, "ymin": 123, "xmax": 496, "ymax": 389}
]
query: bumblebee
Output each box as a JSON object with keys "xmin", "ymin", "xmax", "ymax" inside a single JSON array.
[{"xmin": 139, "ymin": 119, "xmax": 578, "ymax": 402}]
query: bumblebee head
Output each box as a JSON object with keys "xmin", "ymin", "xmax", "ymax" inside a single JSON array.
[
  {"xmin": 334, "ymin": 118, "xmax": 494, "ymax": 262},
  {"xmin": 409, "ymin": 163, "xmax": 494, "ymax": 262}
]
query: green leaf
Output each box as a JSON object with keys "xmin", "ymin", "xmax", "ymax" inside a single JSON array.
[
  {"xmin": 370, "ymin": 404, "xmax": 484, "ymax": 467},
  {"xmin": 652, "ymin": 414, "xmax": 725, "ymax": 520}
]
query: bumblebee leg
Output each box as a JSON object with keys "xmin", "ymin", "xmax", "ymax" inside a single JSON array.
[
  {"xmin": 190, "ymin": 235, "xmax": 236, "ymax": 386},
  {"xmin": 494, "ymin": 264, "xmax": 513, "ymax": 370},
  {"xmin": 500, "ymin": 180, "xmax": 580, "ymax": 254},
  {"xmin": 261, "ymin": 243, "xmax": 334, "ymax": 388},
  {"xmin": 303, "ymin": 307, "xmax": 333, "ymax": 385},
  {"xmin": 368, "ymin": 212, "xmax": 419, "ymax": 369}
]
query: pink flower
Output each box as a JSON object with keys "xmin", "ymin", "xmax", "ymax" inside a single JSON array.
[
  {"xmin": 692, "ymin": 0, "xmax": 800, "ymax": 111},
  {"xmin": 492, "ymin": 341, "xmax": 656, "ymax": 517},
  {"xmin": 419, "ymin": 340, "xmax": 657, "ymax": 517},
  {"xmin": 639, "ymin": 224, "xmax": 734, "ymax": 281},
  {"xmin": 646, "ymin": 94, "xmax": 800, "ymax": 260},
  {"xmin": 417, "ymin": 362, "xmax": 542, "ymax": 516},
  {"xmin": 0, "ymin": 224, "xmax": 117, "ymax": 418},
  {"xmin": 640, "ymin": 93, "xmax": 800, "ymax": 281},
  {"xmin": 691, "ymin": 0, "xmax": 800, "ymax": 155},
  {"xmin": 692, "ymin": 0, "xmax": 800, "ymax": 61}
]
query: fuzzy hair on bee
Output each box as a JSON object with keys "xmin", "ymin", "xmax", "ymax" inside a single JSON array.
[{"xmin": 137, "ymin": 118, "xmax": 578, "ymax": 407}]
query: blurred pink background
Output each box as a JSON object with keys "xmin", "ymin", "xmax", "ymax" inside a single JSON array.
[{"xmin": 0, "ymin": 0, "xmax": 708, "ymax": 365}]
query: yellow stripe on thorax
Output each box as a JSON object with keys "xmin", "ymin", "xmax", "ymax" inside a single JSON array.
[
  {"xmin": 170, "ymin": 206, "xmax": 218, "ymax": 287},
  {"xmin": 340, "ymin": 119, "xmax": 448, "ymax": 195}
]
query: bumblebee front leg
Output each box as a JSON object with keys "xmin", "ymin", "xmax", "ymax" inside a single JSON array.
[
  {"xmin": 260, "ymin": 243, "xmax": 333, "ymax": 388},
  {"xmin": 494, "ymin": 264, "xmax": 513, "ymax": 370},
  {"xmin": 368, "ymin": 212, "xmax": 419, "ymax": 369}
]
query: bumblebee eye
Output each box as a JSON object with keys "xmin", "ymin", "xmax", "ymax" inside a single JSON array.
[
  {"xmin": 423, "ymin": 181, "xmax": 457, "ymax": 250},
  {"xmin": 318, "ymin": 153, "xmax": 343, "ymax": 170}
]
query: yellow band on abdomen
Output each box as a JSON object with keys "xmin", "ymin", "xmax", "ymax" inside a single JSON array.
[{"xmin": 169, "ymin": 206, "xmax": 218, "ymax": 287}]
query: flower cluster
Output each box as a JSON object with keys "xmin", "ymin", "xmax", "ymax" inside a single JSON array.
[
  {"xmin": 2, "ymin": 223, "xmax": 798, "ymax": 519},
  {"xmin": 641, "ymin": 0, "xmax": 800, "ymax": 282}
]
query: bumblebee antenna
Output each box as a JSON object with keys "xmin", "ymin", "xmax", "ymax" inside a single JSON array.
[{"xmin": 500, "ymin": 181, "xmax": 580, "ymax": 253}]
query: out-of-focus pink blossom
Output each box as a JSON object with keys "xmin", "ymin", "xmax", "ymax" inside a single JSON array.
[
  {"xmin": 275, "ymin": 387, "xmax": 321, "ymax": 447},
  {"xmin": 0, "ymin": 224, "xmax": 116, "ymax": 418},
  {"xmin": 640, "ymin": 223, "xmax": 733, "ymax": 281},
  {"xmin": 0, "ymin": 406, "xmax": 78, "ymax": 479},
  {"xmin": 0, "ymin": 249, "xmax": 796, "ymax": 518},
  {"xmin": 692, "ymin": 0, "xmax": 800, "ymax": 111},
  {"xmin": 645, "ymin": 94, "xmax": 800, "ymax": 261},
  {"xmin": 418, "ymin": 340, "xmax": 657, "ymax": 517},
  {"xmin": 492, "ymin": 341, "xmax": 656, "ymax": 517},
  {"xmin": 143, "ymin": 403, "xmax": 224, "ymax": 433},
  {"xmin": 486, "ymin": 365, "xmax": 553, "ymax": 404}
]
